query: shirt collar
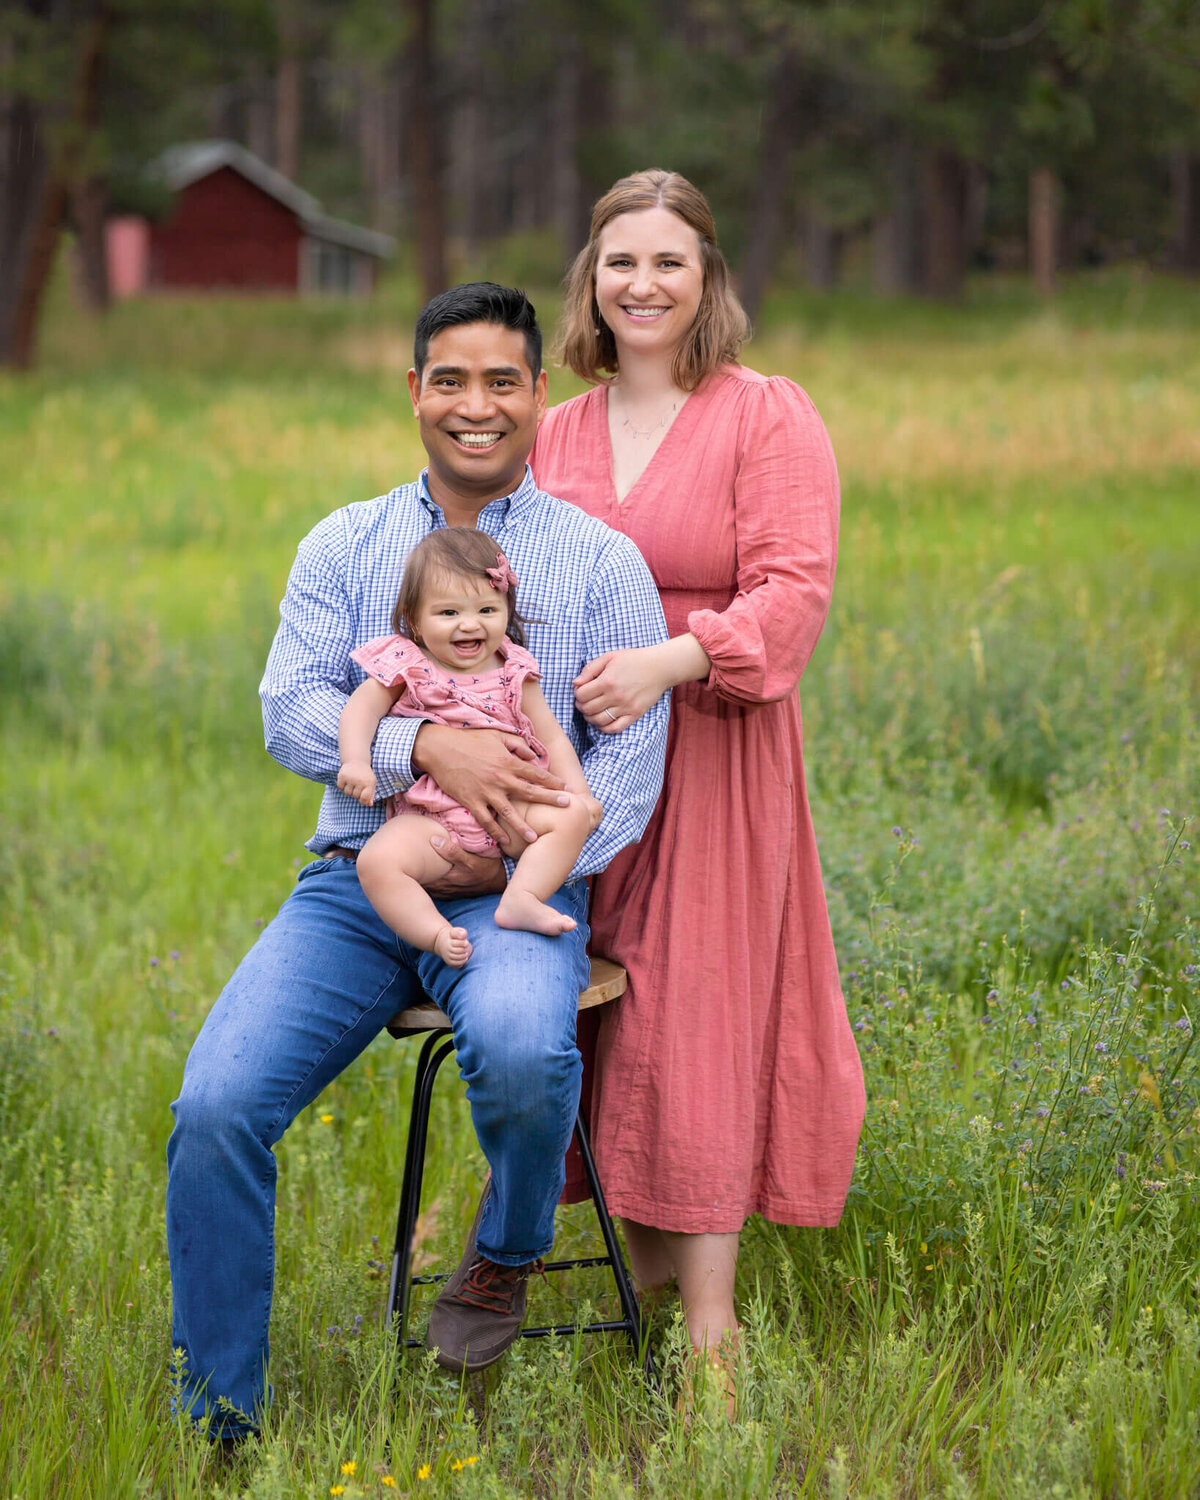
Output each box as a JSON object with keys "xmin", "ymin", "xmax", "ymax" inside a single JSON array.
[{"xmin": 416, "ymin": 464, "xmax": 540, "ymax": 531}]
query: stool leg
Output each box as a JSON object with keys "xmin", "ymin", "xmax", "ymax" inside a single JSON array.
[
  {"xmin": 384, "ymin": 1030, "xmax": 456, "ymax": 1346},
  {"xmin": 573, "ymin": 1108, "xmax": 657, "ymax": 1386}
]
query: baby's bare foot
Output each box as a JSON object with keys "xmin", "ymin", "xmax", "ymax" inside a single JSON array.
[
  {"xmin": 494, "ymin": 889, "xmax": 577, "ymax": 937},
  {"xmin": 433, "ymin": 925, "xmax": 472, "ymax": 967}
]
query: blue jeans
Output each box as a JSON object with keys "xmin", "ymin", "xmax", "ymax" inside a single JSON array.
[{"xmin": 166, "ymin": 856, "xmax": 589, "ymax": 1436}]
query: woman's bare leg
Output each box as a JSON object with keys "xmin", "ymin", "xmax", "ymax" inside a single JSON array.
[
  {"xmin": 623, "ymin": 1218, "xmax": 740, "ymax": 1415},
  {"xmin": 622, "ymin": 1220, "xmax": 739, "ymax": 1345},
  {"xmin": 666, "ymin": 1230, "xmax": 740, "ymax": 1356},
  {"xmin": 620, "ymin": 1217, "xmax": 676, "ymax": 1290},
  {"xmin": 494, "ymin": 797, "xmax": 593, "ymax": 937},
  {"xmin": 355, "ymin": 815, "xmax": 472, "ymax": 966}
]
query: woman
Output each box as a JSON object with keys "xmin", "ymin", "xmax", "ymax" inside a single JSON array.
[{"xmin": 530, "ymin": 170, "xmax": 865, "ymax": 1384}]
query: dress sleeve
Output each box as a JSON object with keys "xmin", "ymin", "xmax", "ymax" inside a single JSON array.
[
  {"xmin": 686, "ymin": 376, "xmax": 839, "ymax": 704},
  {"xmin": 350, "ymin": 633, "xmax": 424, "ymax": 687}
]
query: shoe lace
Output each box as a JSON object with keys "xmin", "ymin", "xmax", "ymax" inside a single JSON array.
[{"xmin": 455, "ymin": 1256, "xmax": 545, "ymax": 1313}]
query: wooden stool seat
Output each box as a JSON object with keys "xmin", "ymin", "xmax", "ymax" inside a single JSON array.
[
  {"xmin": 382, "ymin": 957, "xmax": 653, "ymax": 1382},
  {"xmin": 386, "ymin": 955, "xmax": 628, "ymax": 1034}
]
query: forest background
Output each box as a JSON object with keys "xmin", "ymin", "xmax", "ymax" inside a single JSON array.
[
  {"xmin": 4, "ymin": 0, "xmax": 1200, "ymax": 365},
  {"xmin": 3, "ymin": 3, "xmax": 1200, "ymax": 1499}
]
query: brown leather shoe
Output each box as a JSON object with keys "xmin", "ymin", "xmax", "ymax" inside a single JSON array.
[{"xmin": 425, "ymin": 1186, "xmax": 542, "ymax": 1373}]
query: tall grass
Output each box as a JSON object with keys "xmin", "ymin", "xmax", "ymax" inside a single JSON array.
[{"xmin": 1, "ymin": 270, "xmax": 1198, "ymax": 1497}]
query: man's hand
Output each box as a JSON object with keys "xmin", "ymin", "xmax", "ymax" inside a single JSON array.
[
  {"xmin": 413, "ymin": 724, "xmax": 570, "ymax": 850},
  {"xmin": 337, "ymin": 759, "xmax": 377, "ymax": 806},
  {"xmin": 425, "ymin": 833, "xmax": 508, "ymax": 898}
]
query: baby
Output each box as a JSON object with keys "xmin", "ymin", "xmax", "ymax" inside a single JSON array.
[{"xmin": 337, "ymin": 527, "xmax": 602, "ymax": 967}]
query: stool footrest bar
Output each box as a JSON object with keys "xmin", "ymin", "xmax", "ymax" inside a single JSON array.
[
  {"xmin": 520, "ymin": 1320, "xmax": 634, "ymax": 1339},
  {"xmin": 401, "ymin": 1319, "xmax": 632, "ymax": 1351},
  {"xmin": 409, "ymin": 1254, "xmax": 614, "ymax": 1288}
]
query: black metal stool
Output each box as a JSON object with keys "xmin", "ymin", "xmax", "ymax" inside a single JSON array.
[{"xmin": 383, "ymin": 957, "xmax": 655, "ymax": 1382}]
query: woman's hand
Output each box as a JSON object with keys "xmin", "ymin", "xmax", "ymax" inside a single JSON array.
[
  {"xmin": 337, "ymin": 759, "xmax": 377, "ymax": 806},
  {"xmin": 574, "ymin": 637, "xmax": 710, "ymax": 734}
]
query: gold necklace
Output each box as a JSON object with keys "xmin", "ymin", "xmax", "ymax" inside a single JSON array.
[{"xmin": 620, "ymin": 401, "xmax": 678, "ymax": 440}]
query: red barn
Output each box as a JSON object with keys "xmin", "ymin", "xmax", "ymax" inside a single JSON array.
[{"xmin": 110, "ymin": 140, "xmax": 393, "ymax": 297}]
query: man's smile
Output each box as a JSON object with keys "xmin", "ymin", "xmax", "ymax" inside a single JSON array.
[{"xmin": 449, "ymin": 430, "xmax": 505, "ymax": 449}]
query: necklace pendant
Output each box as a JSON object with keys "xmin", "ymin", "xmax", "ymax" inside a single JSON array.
[{"xmin": 621, "ymin": 402, "xmax": 678, "ymax": 441}]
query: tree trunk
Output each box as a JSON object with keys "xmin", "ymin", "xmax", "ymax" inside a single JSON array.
[
  {"xmin": 570, "ymin": 47, "xmax": 613, "ymax": 255},
  {"xmin": 802, "ymin": 212, "xmax": 840, "ymax": 290},
  {"xmin": 1168, "ymin": 147, "xmax": 1200, "ymax": 275},
  {"xmin": 70, "ymin": 171, "xmax": 109, "ymax": 311},
  {"xmin": 550, "ymin": 34, "xmax": 583, "ymax": 260},
  {"xmin": 245, "ymin": 70, "xmax": 274, "ymax": 163},
  {"xmin": 922, "ymin": 147, "xmax": 969, "ymax": 300},
  {"xmin": 739, "ymin": 49, "xmax": 801, "ymax": 324},
  {"xmin": 0, "ymin": 89, "xmax": 49, "ymax": 358},
  {"xmin": 2, "ymin": 7, "xmax": 110, "ymax": 370},
  {"xmin": 275, "ymin": 0, "xmax": 303, "ymax": 183},
  {"xmin": 406, "ymin": 0, "xmax": 446, "ymax": 303},
  {"xmin": 1028, "ymin": 165, "xmax": 1060, "ymax": 296},
  {"xmin": 357, "ymin": 67, "xmax": 395, "ymax": 232},
  {"xmin": 871, "ymin": 139, "xmax": 921, "ymax": 294}
]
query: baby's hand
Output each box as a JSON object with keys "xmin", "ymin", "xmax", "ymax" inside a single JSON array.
[{"xmin": 337, "ymin": 760, "xmax": 378, "ymax": 807}]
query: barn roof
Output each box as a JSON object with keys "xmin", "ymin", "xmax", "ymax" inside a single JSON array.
[{"xmin": 152, "ymin": 140, "xmax": 394, "ymax": 260}]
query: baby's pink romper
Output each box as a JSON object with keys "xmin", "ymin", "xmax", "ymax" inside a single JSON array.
[{"xmin": 350, "ymin": 634, "xmax": 548, "ymax": 856}]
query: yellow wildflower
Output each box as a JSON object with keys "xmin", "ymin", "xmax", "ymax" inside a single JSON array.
[
  {"xmin": 341, "ymin": 1462, "xmax": 357, "ymax": 1476},
  {"xmin": 330, "ymin": 1488, "xmax": 345, "ymax": 1497},
  {"xmin": 321, "ymin": 1114, "xmax": 334, "ymax": 1124},
  {"xmin": 382, "ymin": 1480, "xmax": 397, "ymax": 1490},
  {"xmin": 418, "ymin": 1465, "xmax": 432, "ymax": 1480},
  {"xmin": 451, "ymin": 1459, "xmax": 465, "ymax": 1471},
  {"xmin": 465, "ymin": 1455, "xmax": 479, "ymax": 1466}
]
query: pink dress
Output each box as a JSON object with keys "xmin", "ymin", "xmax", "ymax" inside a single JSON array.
[
  {"xmin": 350, "ymin": 634, "xmax": 548, "ymax": 856},
  {"xmin": 531, "ymin": 365, "xmax": 865, "ymax": 1231}
]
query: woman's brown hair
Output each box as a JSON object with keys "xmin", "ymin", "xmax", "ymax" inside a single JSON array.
[
  {"xmin": 392, "ymin": 528, "xmax": 527, "ymax": 648},
  {"xmin": 557, "ymin": 169, "xmax": 750, "ymax": 390}
]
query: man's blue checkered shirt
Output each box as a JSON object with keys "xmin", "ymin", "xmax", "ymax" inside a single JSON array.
[{"xmin": 261, "ymin": 464, "xmax": 669, "ymax": 879}]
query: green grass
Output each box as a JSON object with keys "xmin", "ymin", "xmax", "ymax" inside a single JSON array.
[{"xmin": 1, "ymin": 267, "xmax": 1198, "ymax": 1497}]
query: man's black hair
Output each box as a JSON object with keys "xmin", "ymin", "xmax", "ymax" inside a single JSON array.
[{"xmin": 413, "ymin": 282, "xmax": 542, "ymax": 382}]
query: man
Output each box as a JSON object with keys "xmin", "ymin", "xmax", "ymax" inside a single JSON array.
[{"xmin": 166, "ymin": 283, "xmax": 668, "ymax": 1438}]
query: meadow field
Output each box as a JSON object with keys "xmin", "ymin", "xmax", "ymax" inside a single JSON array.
[{"xmin": 1, "ymin": 269, "xmax": 1198, "ymax": 1499}]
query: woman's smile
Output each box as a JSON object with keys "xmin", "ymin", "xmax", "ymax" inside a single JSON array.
[{"xmin": 595, "ymin": 206, "xmax": 704, "ymax": 354}]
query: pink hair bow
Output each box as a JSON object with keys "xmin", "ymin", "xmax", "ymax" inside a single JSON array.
[{"xmin": 486, "ymin": 552, "xmax": 519, "ymax": 595}]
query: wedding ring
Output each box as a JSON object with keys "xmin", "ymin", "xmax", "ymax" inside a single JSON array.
[{"xmin": 604, "ymin": 708, "xmax": 617, "ymax": 722}]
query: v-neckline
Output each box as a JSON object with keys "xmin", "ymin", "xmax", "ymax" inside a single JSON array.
[{"xmin": 601, "ymin": 378, "xmax": 705, "ymax": 508}]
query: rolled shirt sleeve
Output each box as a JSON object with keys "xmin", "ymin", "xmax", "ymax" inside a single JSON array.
[{"xmin": 568, "ymin": 533, "xmax": 668, "ymax": 881}]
